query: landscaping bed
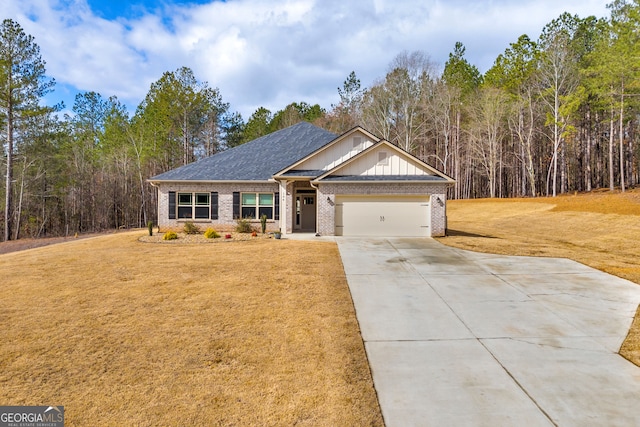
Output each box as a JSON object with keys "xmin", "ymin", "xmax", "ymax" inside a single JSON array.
[{"xmin": 139, "ymin": 231, "xmax": 274, "ymax": 243}]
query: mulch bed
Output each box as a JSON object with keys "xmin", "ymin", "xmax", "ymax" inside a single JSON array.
[{"xmin": 138, "ymin": 232, "xmax": 276, "ymax": 244}]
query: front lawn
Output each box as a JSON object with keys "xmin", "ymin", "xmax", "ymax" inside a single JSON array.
[{"xmin": 0, "ymin": 232, "xmax": 383, "ymax": 426}]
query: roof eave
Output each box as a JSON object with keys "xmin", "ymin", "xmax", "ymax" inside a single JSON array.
[
  {"xmin": 147, "ymin": 179, "xmax": 275, "ymax": 185},
  {"xmin": 273, "ymin": 176, "xmax": 316, "ymax": 181},
  {"xmin": 312, "ymin": 178, "xmax": 456, "ymax": 185}
]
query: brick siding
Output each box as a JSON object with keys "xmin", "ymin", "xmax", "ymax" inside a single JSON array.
[
  {"xmin": 317, "ymin": 183, "xmax": 449, "ymax": 237},
  {"xmin": 156, "ymin": 181, "xmax": 450, "ymax": 237},
  {"xmin": 156, "ymin": 182, "xmax": 280, "ymax": 232}
]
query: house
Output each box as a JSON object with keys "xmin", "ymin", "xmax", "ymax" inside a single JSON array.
[{"xmin": 148, "ymin": 122, "xmax": 455, "ymax": 237}]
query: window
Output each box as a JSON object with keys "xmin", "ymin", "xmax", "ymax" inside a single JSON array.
[
  {"xmin": 177, "ymin": 192, "xmax": 210, "ymax": 219},
  {"xmin": 194, "ymin": 193, "xmax": 210, "ymax": 219},
  {"xmin": 241, "ymin": 192, "xmax": 274, "ymax": 219},
  {"xmin": 178, "ymin": 193, "xmax": 192, "ymax": 218}
]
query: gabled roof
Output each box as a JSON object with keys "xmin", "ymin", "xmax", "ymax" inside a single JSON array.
[
  {"xmin": 313, "ymin": 139, "xmax": 455, "ymax": 184},
  {"xmin": 149, "ymin": 122, "xmax": 337, "ymax": 182},
  {"xmin": 273, "ymin": 125, "xmax": 380, "ymax": 178}
]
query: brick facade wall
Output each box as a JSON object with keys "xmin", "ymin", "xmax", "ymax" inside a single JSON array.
[
  {"xmin": 156, "ymin": 181, "xmax": 450, "ymax": 237},
  {"xmin": 317, "ymin": 182, "xmax": 449, "ymax": 237},
  {"xmin": 156, "ymin": 182, "xmax": 280, "ymax": 232}
]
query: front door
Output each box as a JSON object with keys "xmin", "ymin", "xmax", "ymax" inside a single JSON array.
[{"xmin": 295, "ymin": 191, "xmax": 316, "ymax": 232}]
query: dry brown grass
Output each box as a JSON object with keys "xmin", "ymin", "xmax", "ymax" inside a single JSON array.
[
  {"xmin": 437, "ymin": 188, "xmax": 640, "ymax": 364},
  {"xmin": 0, "ymin": 232, "xmax": 383, "ymax": 426}
]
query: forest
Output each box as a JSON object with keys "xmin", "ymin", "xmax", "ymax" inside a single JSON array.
[{"xmin": 1, "ymin": 1, "xmax": 639, "ymax": 241}]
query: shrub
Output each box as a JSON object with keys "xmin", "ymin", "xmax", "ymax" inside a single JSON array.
[
  {"xmin": 147, "ymin": 221, "xmax": 154, "ymax": 236},
  {"xmin": 204, "ymin": 228, "xmax": 221, "ymax": 239},
  {"xmin": 260, "ymin": 214, "xmax": 268, "ymax": 234},
  {"xmin": 183, "ymin": 221, "xmax": 200, "ymax": 235},
  {"xmin": 162, "ymin": 231, "xmax": 178, "ymax": 240},
  {"xmin": 235, "ymin": 218, "xmax": 254, "ymax": 233}
]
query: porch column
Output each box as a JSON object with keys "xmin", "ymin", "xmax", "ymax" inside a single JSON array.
[{"xmin": 278, "ymin": 179, "xmax": 289, "ymax": 236}]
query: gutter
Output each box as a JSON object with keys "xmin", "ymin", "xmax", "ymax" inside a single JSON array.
[
  {"xmin": 311, "ymin": 179, "xmax": 455, "ymax": 185},
  {"xmin": 147, "ymin": 179, "xmax": 275, "ymax": 185}
]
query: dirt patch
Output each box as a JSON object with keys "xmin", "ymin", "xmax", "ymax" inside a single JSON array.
[{"xmin": 0, "ymin": 233, "xmax": 106, "ymax": 255}]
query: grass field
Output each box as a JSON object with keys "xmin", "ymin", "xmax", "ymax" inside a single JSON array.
[
  {"xmin": 0, "ymin": 233, "xmax": 383, "ymax": 426},
  {"xmin": 437, "ymin": 188, "xmax": 640, "ymax": 365}
]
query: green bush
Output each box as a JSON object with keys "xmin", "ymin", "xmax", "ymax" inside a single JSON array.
[
  {"xmin": 147, "ymin": 221, "xmax": 154, "ymax": 236},
  {"xmin": 260, "ymin": 214, "xmax": 267, "ymax": 234},
  {"xmin": 162, "ymin": 231, "xmax": 178, "ymax": 240},
  {"xmin": 235, "ymin": 218, "xmax": 254, "ymax": 233},
  {"xmin": 204, "ymin": 228, "xmax": 221, "ymax": 239},
  {"xmin": 183, "ymin": 221, "xmax": 200, "ymax": 235}
]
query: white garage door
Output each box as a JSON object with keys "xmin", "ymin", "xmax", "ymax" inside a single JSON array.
[{"xmin": 335, "ymin": 195, "xmax": 431, "ymax": 237}]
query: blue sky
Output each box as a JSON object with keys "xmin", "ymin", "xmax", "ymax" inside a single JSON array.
[
  {"xmin": 2, "ymin": 0, "xmax": 610, "ymax": 119},
  {"xmin": 86, "ymin": 0, "xmax": 213, "ymax": 20}
]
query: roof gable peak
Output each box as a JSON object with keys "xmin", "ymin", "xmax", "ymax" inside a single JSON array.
[
  {"xmin": 274, "ymin": 126, "xmax": 381, "ymax": 177},
  {"xmin": 313, "ymin": 139, "xmax": 455, "ymax": 182}
]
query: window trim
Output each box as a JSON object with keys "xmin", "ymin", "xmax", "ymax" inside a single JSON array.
[
  {"xmin": 176, "ymin": 192, "xmax": 211, "ymax": 220},
  {"xmin": 240, "ymin": 192, "xmax": 274, "ymax": 220}
]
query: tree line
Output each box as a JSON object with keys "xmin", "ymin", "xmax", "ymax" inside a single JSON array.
[
  {"xmin": 345, "ymin": 2, "xmax": 639, "ymax": 200},
  {"xmin": 2, "ymin": 1, "xmax": 639, "ymax": 240}
]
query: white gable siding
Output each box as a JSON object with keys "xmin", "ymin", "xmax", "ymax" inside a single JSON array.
[
  {"xmin": 293, "ymin": 131, "xmax": 375, "ymax": 171},
  {"xmin": 335, "ymin": 146, "xmax": 432, "ymax": 176}
]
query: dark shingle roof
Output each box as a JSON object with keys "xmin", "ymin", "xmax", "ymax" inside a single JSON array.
[
  {"xmin": 149, "ymin": 122, "xmax": 337, "ymax": 182},
  {"xmin": 280, "ymin": 169, "xmax": 326, "ymax": 178}
]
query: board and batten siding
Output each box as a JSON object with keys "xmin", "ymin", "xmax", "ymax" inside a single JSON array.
[
  {"xmin": 293, "ymin": 131, "xmax": 375, "ymax": 171},
  {"xmin": 333, "ymin": 146, "xmax": 430, "ymax": 176}
]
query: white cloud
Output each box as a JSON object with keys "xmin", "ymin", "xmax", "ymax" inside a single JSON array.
[{"xmin": 1, "ymin": 0, "xmax": 610, "ymax": 118}]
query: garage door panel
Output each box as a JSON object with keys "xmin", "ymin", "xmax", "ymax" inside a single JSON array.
[{"xmin": 336, "ymin": 196, "xmax": 430, "ymax": 237}]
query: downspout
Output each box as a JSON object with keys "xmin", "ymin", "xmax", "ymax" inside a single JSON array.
[{"xmin": 148, "ymin": 181, "xmax": 158, "ymax": 227}]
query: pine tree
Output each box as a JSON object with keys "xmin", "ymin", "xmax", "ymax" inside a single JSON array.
[{"xmin": 0, "ymin": 19, "xmax": 54, "ymax": 241}]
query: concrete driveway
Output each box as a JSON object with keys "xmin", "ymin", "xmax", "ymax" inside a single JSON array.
[{"xmin": 337, "ymin": 237, "xmax": 640, "ymax": 426}]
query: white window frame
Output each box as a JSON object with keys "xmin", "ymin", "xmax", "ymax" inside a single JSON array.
[
  {"xmin": 241, "ymin": 192, "xmax": 274, "ymax": 219},
  {"xmin": 177, "ymin": 192, "xmax": 210, "ymax": 219}
]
